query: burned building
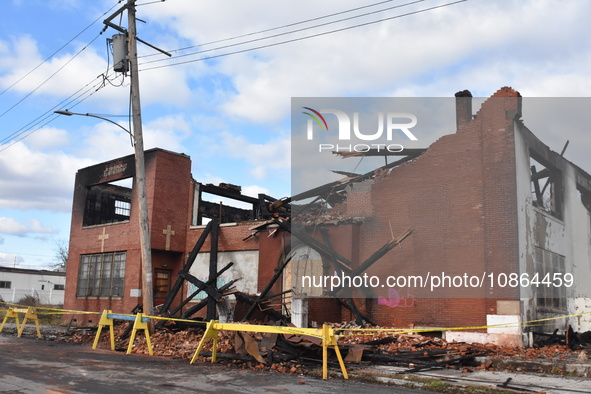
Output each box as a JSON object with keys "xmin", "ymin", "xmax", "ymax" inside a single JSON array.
[
  {"xmin": 64, "ymin": 148, "xmax": 294, "ymax": 323},
  {"xmin": 64, "ymin": 88, "xmax": 591, "ymax": 345}
]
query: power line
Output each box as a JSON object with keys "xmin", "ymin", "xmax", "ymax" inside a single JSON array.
[
  {"xmin": 141, "ymin": 0, "xmax": 467, "ymax": 72},
  {"xmin": 0, "ymin": 0, "xmax": 467, "ymax": 152},
  {"xmin": 0, "ymin": 74, "xmax": 109, "ymax": 152},
  {"xmin": 0, "ymin": 33, "xmax": 103, "ymax": 120},
  {"xmin": 0, "ymin": 0, "xmax": 121, "ymax": 97},
  {"xmin": 138, "ymin": 0, "xmax": 411, "ymax": 60},
  {"xmin": 0, "ymin": 67, "xmax": 110, "ymax": 145},
  {"xmin": 139, "ymin": 0, "xmax": 425, "ymax": 67}
]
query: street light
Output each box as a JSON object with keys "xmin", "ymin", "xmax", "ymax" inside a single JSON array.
[
  {"xmin": 54, "ymin": 110, "xmax": 133, "ymax": 145},
  {"xmin": 55, "ymin": 108, "xmax": 155, "ymax": 320}
]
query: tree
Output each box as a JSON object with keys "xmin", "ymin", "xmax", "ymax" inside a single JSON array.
[{"xmin": 53, "ymin": 239, "xmax": 69, "ymax": 271}]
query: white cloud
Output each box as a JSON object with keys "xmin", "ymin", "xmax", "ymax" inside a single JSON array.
[
  {"xmin": 0, "ymin": 141, "xmax": 92, "ymax": 211},
  {"xmin": 140, "ymin": 0, "xmax": 591, "ymax": 125},
  {"xmin": 0, "ymin": 217, "xmax": 55, "ymax": 236},
  {"xmin": 242, "ymin": 184, "xmax": 271, "ymax": 198},
  {"xmin": 143, "ymin": 114, "xmax": 191, "ymax": 152},
  {"xmin": 78, "ymin": 122, "xmax": 138, "ymax": 162},
  {"xmin": 217, "ymin": 131, "xmax": 290, "ymax": 180},
  {"xmin": 25, "ymin": 126, "xmax": 68, "ymax": 150},
  {"xmin": 0, "ymin": 35, "xmax": 107, "ymax": 97}
]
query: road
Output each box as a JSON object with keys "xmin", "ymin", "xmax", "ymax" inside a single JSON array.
[{"xmin": 0, "ymin": 334, "xmax": 424, "ymax": 393}]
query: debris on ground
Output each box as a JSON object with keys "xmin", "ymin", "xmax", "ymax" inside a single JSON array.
[{"xmin": 51, "ymin": 321, "xmax": 591, "ymax": 378}]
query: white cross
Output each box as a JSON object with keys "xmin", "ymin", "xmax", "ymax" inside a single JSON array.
[
  {"xmin": 162, "ymin": 225, "xmax": 175, "ymax": 251},
  {"xmin": 98, "ymin": 228, "xmax": 109, "ymax": 253}
]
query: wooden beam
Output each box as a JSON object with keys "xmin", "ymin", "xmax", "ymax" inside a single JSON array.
[
  {"xmin": 241, "ymin": 253, "xmax": 293, "ymax": 322},
  {"xmin": 159, "ymin": 220, "xmax": 214, "ymax": 314},
  {"xmin": 206, "ymin": 218, "xmax": 219, "ymax": 320}
]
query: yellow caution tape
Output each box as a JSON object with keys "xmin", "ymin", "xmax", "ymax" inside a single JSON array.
[{"xmin": 336, "ymin": 310, "xmax": 591, "ymax": 337}]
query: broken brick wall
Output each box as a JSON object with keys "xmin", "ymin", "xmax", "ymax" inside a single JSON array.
[{"xmin": 336, "ymin": 89, "xmax": 521, "ymax": 328}]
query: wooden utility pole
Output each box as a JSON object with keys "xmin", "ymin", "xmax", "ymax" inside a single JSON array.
[
  {"xmin": 127, "ymin": 0, "xmax": 154, "ymax": 322},
  {"xmin": 102, "ymin": 0, "xmax": 170, "ymax": 331}
]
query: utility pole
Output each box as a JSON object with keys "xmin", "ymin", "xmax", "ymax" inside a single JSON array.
[
  {"xmin": 102, "ymin": 1, "xmax": 170, "ymax": 329},
  {"xmin": 127, "ymin": 0, "xmax": 154, "ymax": 323}
]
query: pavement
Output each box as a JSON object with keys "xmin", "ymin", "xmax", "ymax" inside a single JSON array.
[
  {"xmin": 2, "ymin": 324, "xmax": 591, "ymax": 393},
  {"xmin": 352, "ymin": 364, "xmax": 591, "ymax": 393},
  {"xmin": 0, "ymin": 333, "xmax": 420, "ymax": 394}
]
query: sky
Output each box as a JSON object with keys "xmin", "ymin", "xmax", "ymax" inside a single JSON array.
[{"xmin": 0, "ymin": 0, "xmax": 590, "ymax": 270}]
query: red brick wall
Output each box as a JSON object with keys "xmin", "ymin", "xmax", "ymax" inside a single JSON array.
[
  {"xmin": 149, "ymin": 151, "xmax": 192, "ymax": 253},
  {"xmin": 331, "ymin": 89, "xmax": 521, "ymax": 328},
  {"xmin": 64, "ymin": 89, "xmax": 521, "ymax": 329},
  {"xmin": 64, "ymin": 150, "xmax": 194, "ymax": 323}
]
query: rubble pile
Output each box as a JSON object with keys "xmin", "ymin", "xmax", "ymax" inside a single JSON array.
[{"xmin": 61, "ymin": 322, "xmax": 590, "ymax": 376}]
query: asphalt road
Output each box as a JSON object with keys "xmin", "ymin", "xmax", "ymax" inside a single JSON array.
[{"xmin": 0, "ymin": 334, "xmax": 424, "ymax": 394}]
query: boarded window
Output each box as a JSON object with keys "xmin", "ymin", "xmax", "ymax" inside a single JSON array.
[
  {"xmin": 285, "ymin": 246, "xmax": 323, "ymax": 297},
  {"xmin": 77, "ymin": 252, "xmax": 126, "ymax": 297}
]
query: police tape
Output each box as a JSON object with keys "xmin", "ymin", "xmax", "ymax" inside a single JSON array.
[
  {"xmin": 334, "ymin": 310, "xmax": 591, "ymax": 337},
  {"xmin": 2, "ymin": 301, "xmax": 590, "ymax": 380},
  {"xmin": 2, "ymin": 301, "xmax": 590, "ymax": 337},
  {"xmin": 1, "ymin": 302, "xmax": 100, "ymax": 315}
]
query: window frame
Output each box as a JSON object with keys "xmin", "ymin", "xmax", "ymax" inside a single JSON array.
[
  {"xmin": 534, "ymin": 247, "xmax": 567, "ymax": 312},
  {"xmin": 77, "ymin": 251, "xmax": 126, "ymax": 297}
]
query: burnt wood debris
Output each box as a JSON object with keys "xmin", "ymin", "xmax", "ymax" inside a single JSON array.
[{"xmin": 91, "ymin": 147, "xmax": 591, "ymax": 375}]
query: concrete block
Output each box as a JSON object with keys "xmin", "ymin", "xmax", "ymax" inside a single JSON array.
[{"xmin": 487, "ymin": 314, "xmax": 521, "ymax": 334}]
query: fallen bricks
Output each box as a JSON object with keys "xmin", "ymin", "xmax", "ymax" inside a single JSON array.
[{"xmin": 58, "ymin": 321, "xmax": 591, "ymax": 379}]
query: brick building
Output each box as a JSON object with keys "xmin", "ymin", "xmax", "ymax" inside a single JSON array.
[
  {"xmin": 64, "ymin": 88, "xmax": 591, "ymax": 344},
  {"xmin": 63, "ymin": 148, "xmax": 293, "ymax": 324}
]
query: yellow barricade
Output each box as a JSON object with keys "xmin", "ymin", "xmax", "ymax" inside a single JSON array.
[
  {"xmin": 93, "ymin": 310, "xmax": 116, "ymax": 351},
  {"xmin": 190, "ymin": 321, "xmax": 348, "ymax": 380},
  {"xmin": 92, "ymin": 310, "xmax": 153, "ymax": 355},
  {"xmin": 0, "ymin": 307, "xmax": 41, "ymax": 338},
  {"xmin": 127, "ymin": 313, "xmax": 152, "ymax": 356},
  {"xmin": 0, "ymin": 308, "xmax": 20, "ymax": 334}
]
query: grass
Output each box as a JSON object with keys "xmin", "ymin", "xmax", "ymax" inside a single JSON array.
[{"xmin": 343, "ymin": 371, "xmax": 516, "ymax": 393}]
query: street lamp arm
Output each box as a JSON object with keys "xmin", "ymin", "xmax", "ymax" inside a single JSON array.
[{"xmin": 54, "ymin": 110, "xmax": 134, "ymax": 143}]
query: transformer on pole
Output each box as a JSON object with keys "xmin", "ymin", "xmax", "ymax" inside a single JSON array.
[{"xmin": 111, "ymin": 33, "xmax": 129, "ymax": 73}]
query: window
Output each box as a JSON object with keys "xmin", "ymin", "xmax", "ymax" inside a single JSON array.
[
  {"xmin": 285, "ymin": 246, "xmax": 323, "ymax": 297},
  {"xmin": 534, "ymin": 247, "xmax": 566, "ymax": 312},
  {"xmin": 83, "ymin": 180, "xmax": 132, "ymax": 226},
  {"xmin": 53, "ymin": 284, "xmax": 65, "ymax": 290},
  {"xmin": 114, "ymin": 199, "xmax": 131, "ymax": 217},
  {"xmin": 77, "ymin": 252, "xmax": 126, "ymax": 297},
  {"xmin": 0, "ymin": 281, "xmax": 11, "ymax": 289},
  {"xmin": 193, "ymin": 182, "xmax": 260, "ymax": 226},
  {"xmin": 530, "ymin": 153, "xmax": 563, "ymax": 220}
]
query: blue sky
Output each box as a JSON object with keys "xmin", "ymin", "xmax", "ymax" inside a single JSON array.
[{"xmin": 1, "ymin": 0, "xmax": 590, "ymax": 269}]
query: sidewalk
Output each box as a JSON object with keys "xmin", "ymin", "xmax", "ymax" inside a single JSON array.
[{"xmin": 350, "ymin": 363, "xmax": 591, "ymax": 393}]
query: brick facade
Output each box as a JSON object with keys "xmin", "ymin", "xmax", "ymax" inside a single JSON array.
[
  {"xmin": 64, "ymin": 88, "xmax": 540, "ymax": 330},
  {"xmin": 330, "ymin": 88, "xmax": 523, "ymax": 328},
  {"xmin": 64, "ymin": 149, "xmax": 289, "ymax": 324}
]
